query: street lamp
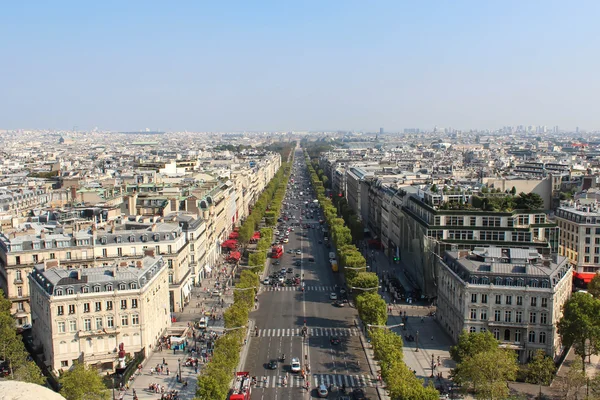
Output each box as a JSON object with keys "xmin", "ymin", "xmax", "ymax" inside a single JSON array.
[
  {"xmin": 232, "ymin": 287, "xmax": 258, "ymax": 291},
  {"xmin": 431, "ymin": 354, "xmax": 435, "ymax": 378},
  {"xmin": 178, "ymin": 358, "xmax": 181, "ymax": 382},
  {"xmin": 366, "ymin": 323, "xmax": 405, "ymax": 330},
  {"xmin": 349, "ymin": 286, "xmax": 381, "ymax": 292},
  {"xmin": 415, "ymin": 330, "xmax": 419, "ymax": 352}
]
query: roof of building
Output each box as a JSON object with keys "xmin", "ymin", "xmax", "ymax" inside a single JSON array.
[{"xmin": 0, "ymin": 381, "xmax": 66, "ymax": 400}]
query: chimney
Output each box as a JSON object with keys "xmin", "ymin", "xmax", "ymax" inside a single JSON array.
[
  {"xmin": 112, "ymin": 266, "xmax": 118, "ymax": 277},
  {"xmin": 136, "ymin": 260, "xmax": 143, "ymax": 268},
  {"xmin": 144, "ymin": 248, "xmax": 155, "ymax": 257},
  {"xmin": 151, "ymin": 223, "xmax": 157, "ymax": 232},
  {"xmin": 458, "ymin": 250, "xmax": 469, "ymax": 259}
]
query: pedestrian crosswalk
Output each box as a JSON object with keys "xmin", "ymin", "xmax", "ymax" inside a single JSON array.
[
  {"xmin": 256, "ymin": 327, "xmax": 358, "ymax": 337},
  {"xmin": 268, "ymin": 285, "xmax": 340, "ymax": 292},
  {"xmin": 256, "ymin": 373, "xmax": 374, "ymax": 388}
]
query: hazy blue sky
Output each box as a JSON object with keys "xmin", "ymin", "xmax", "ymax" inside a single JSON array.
[{"xmin": 1, "ymin": 1, "xmax": 598, "ymax": 132}]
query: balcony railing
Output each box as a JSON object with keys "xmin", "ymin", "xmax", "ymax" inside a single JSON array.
[{"xmin": 78, "ymin": 327, "xmax": 119, "ymax": 338}]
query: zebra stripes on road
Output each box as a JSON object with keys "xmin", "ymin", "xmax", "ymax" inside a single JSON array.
[
  {"xmin": 268, "ymin": 285, "xmax": 340, "ymax": 291},
  {"xmin": 256, "ymin": 374, "xmax": 374, "ymax": 388},
  {"xmin": 256, "ymin": 327, "xmax": 358, "ymax": 337}
]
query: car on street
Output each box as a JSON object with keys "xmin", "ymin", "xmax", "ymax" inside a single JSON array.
[
  {"xmin": 296, "ymin": 250, "xmax": 302, "ymax": 255},
  {"xmin": 263, "ymin": 278, "xmax": 270, "ymax": 285},
  {"xmin": 352, "ymin": 388, "xmax": 367, "ymax": 399},
  {"xmin": 211, "ymin": 290, "xmax": 222, "ymax": 297},
  {"xmin": 273, "ymin": 260, "xmax": 280, "ymax": 265},
  {"xmin": 308, "ymin": 256, "xmax": 315, "ymax": 262},
  {"xmin": 283, "ymin": 238, "xmax": 289, "ymax": 243},
  {"xmin": 295, "ymin": 260, "xmax": 301, "ymax": 266},
  {"xmin": 278, "ymin": 276, "xmax": 285, "ymax": 283},
  {"xmin": 330, "ymin": 336, "xmax": 341, "ymax": 345},
  {"xmin": 267, "ymin": 359, "xmax": 278, "ymax": 370},
  {"xmin": 333, "ymin": 300, "xmax": 344, "ymax": 307},
  {"xmin": 329, "ymin": 292, "xmax": 338, "ymax": 300},
  {"xmin": 287, "ymin": 267, "xmax": 293, "ymax": 273},
  {"xmin": 291, "ymin": 357, "xmax": 301, "ymax": 372},
  {"xmin": 318, "ymin": 384, "xmax": 329, "ymax": 398}
]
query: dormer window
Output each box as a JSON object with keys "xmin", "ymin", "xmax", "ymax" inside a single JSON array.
[
  {"xmin": 541, "ymin": 280, "xmax": 549, "ymax": 288},
  {"xmin": 106, "ymin": 284, "xmax": 113, "ymax": 291},
  {"xmin": 101, "ymin": 237, "xmax": 107, "ymax": 244},
  {"xmin": 67, "ymin": 288, "xmax": 74, "ymax": 295},
  {"xmin": 116, "ymin": 236, "xmax": 122, "ymax": 243},
  {"xmin": 129, "ymin": 235, "xmax": 135, "ymax": 243},
  {"xmin": 495, "ymin": 277, "xmax": 503, "ymax": 286},
  {"xmin": 56, "ymin": 289, "xmax": 63, "ymax": 296},
  {"xmin": 119, "ymin": 283, "xmax": 126, "ymax": 290},
  {"xmin": 530, "ymin": 279, "xmax": 539, "ymax": 288},
  {"xmin": 82, "ymin": 286, "xmax": 89, "ymax": 293},
  {"xmin": 506, "ymin": 278, "xmax": 513, "ymax": 286},
  {"xmin": 130, "ymin": 283, "xmax": 137, "ymax": 289},
  {"xmin": 153, "ymin": 234, "xmax": 160, "ymax": 242},
  {"xmin": 93, "ymin": 285, "xmax": 101, "ymax": 293},
  {"xmin": 516, "ymin": 278, "xmax": 525, "ymax": 287},
  {"xmin": 142, "ymin": 235, "xmax": 148, "ymax": 242},
  {"xmin": 481, "ymin": 276, "xmax": 489, "ymax": 285}
]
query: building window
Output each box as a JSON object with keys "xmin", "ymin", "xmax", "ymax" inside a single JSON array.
[
  {"xmin": 17, "ymin": 286, "xmax": 23, "ymax": 297},
  {"xmin": 480, "ymin": 327, "xmax": 487, "ymax": 333},
  {"xmin": 93, "ymin": 286, "xmax": 100, "ymax": 293},
  {"xmin": 480, "ymin": 310, "xmax": 487, "ymax": 320},
  {"xmin": 517, "ymin": 296, "xmax": 523, "ymax": 306},
  {"xmin": 504, "ymin": 329, "xmax": 511, "ymax": 341},
  {"xmin": 95, "ymin": 302, "xmax": 101, "ymax": 312},
  {"xmin": 168, "ymin": 259, "xmax": 173, "ymax": 269},
  {"xmin": 495, "ymin": 295, "xmax": 502, "ymax": 304},
  {"xmin": 67, "ymin": 288, "xmax": 74, "ymax": 295},
  {"xmin": 107, "ymin": 316, "xmax": 114, "ymax": 328},
  {"xmin": 15, "ymin": 270, "xmax": 22, "ymax": 281},
  {"xmin": 495, "ymin": 310, "xmax": 501, "ymax": 322},
  {"xmin": 516, "ymin": 311, "xmax": 523, "ymax": 323},
  {"xmin": 117, "ymin": 248, "xmax": 122, "ymax": 256},
  {"xmin": 15, "ymin": 256, "xmax": 20, "ymax": 265},
  {"xmin": 541, "ymin": 298, "xmax": 548, "ymax": 308},
  {"xmin": 57, "ymin": 306, "xmax": 64, "ymax": 316},
  {"xmin": 106, "ymin": 284, "xmax": 113, "ymax": 291},
  {"xmin": 50, "ymin": 253, "xmax": 55, "ymax": 259},
  {"xmin": 470, "ymin": 309, "xmax": 477, "ymax": 319},
  {"xmin": 68, "ymin": 305, "xmax": 76, "ymax": 314},
  {"xmin": 481, "ymin": 294, "xmax": 488, "ymax": 304},
  {"xmin": 120, "ymin": 300, "xmax": 127, "ymax": 309},
  {"xmin": 132, "ymin": 314, "xmax": 139, "ymax": 325},
  {"xmin": 95, "ymin": 317, "xmax": 103, "ymax": 330},
  {"xmin": 471, "ymin": 294, "xmax": 477, "ymax": 303},
  {"xmin": 130, "ymin": 283, "xmax": 137, "ymax": 290},
  {"xmin": 106, "ymin": 301, "xmax": 113, "ymax": 311},
  {"xmin": 515, "ymin": 330, "xmax": 522, "ymax": 343},
  {"xmin": 539, "ymin": 332, "xmax": 546, "ymax": 344},
  {"xmin": 69, "ymin": 320, "xmax": 77, "ymax": 332},
  {"xmin": 121, "ymin": 315, "xmax": 128, "ymax": 326},
  {"xmin": 530, "ymin": 312, "xmax": 537, "ymax": 324},
  {"xmin": 469, "ymin": 327, "xmax": 476, "ymax": 333},
  {"xmin": 493, "ymin": 329, "xmax": 500, "ymax": 340},
  {"xmin": 58, "ymin": 321, "xmax": 66, "ymax": 333},
  {"xmin": 83, "ymin": 303, "xmax": 90, "ymax": 313},
  {"xmin": 528, "ymin": 331, "xmax": 536, "ymax": 343},
  {"xmin": 56, "ymin": 289, "xmax": 63, "ymax": 296},
  {"xmin": 66, "ymin": 252, "xmax": 72, "ymax": 259},
  {"xmin": 131, "ymin": 299, "xmax": 138, "ymax": 309},
  {"xmin": 505, "ymin": 295, "xmax": 512, "ymax": 305},
  {"xmin": 119, "ymin": 283, "xmax": 126, "ymax": 290},
  {"xmin": 540, "ymin": 313, "xmax": 548, "ymax": 324},
  {"xmin": 168, "ymin": 245, "xmax": 172, "ymax": 254},
  {"xmin": 169, "ymin": 274, "xmax": 174, "ymax": 284},
  {"xmin": 84, "ymin": 319, "xmax": 91, "ymax": 331},
  {"xmin": 102, "ymin": 249, "xmax": 107, "ymax": 257},
  {"xmin": 531, "ymin": 297, "xmax": 537, "ymax": 307},
  {"xmin": 505, "ymin": 311, "xmax": 512, "ymax": 322}
]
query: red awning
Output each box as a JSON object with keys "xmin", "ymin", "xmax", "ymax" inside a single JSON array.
[
  {"xmin": 228, "ymin": 251, "xmax": 241, "ymax": 260},
  {"xmin": 252, "ymin": 232, "xmax": 261, "ymax": 240},
  {"xmin": 229, "ymin": 232, "xmax": 239, "ymax": 239},
  {"xmin": 574, "ymin": 272, "xmax": 596, "ymax": 283},
  {"xmin": 221, "ymin": 240, "xmax": 237, "ymax": 249}
]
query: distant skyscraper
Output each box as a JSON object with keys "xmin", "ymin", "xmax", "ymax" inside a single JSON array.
[
  {"xmin": 379, "ymin": 127, "xmax": 384, "ymax": 135},
  {"xmin": 576, "ymin": 126, "xmax": 580, "ymax": 134}
]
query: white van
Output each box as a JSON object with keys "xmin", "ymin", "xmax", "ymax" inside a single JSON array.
[{"xmin": 198, "ymin": 317, "xmax": 208, "ymax": 330}]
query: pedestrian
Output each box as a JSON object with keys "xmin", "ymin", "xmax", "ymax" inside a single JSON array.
[
  {"xmin": 163, "ymin": 358, "xmax": 166, "ymax": 365},
  {"xmin": 166, "ymin": 367, "xmax": 169, "ymax": 375},
  {"xmin": 431, "ymin": 336, "xmax": 434, "ymax": 341}
]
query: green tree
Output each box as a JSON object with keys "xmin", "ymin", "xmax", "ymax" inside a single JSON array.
[
  {"xmin": 223, "ymin": 303, "xmax": 248, "ymax": 329},
  {"xmin": 515, "ymin": 192, "xmax": 544, "ymax": 210},
  {"xmin": 196, "ymin": 372, "xmax": 229, "ymax": 399},
  {"xmin": 13, "ymin": 360, "xmax": 45, "ymax": 385},
  {"xmin": 59, "ymin": 362, "xmax": 109, "ymax": 400},
  {"xmin": 450, "ymin": 330, "xmax": 499, "ymax": 363},
  {"xmin": 355, "ymin": 292, "xmax": 387, "ymax": 327},
  {"xmin": 510, "ymin": 186, "xmax": 517, "ymax": 195},
  {"xmin": 349, "ymin": 272, "xmax": 379, "ymax": 290},
  {"xmin": 588, "ymin": 274, "xmax": 600, "ymax": 298},
  {"xmin": 524, "ymin": 349, "xmax": 556, "ymax": 397},
  {"xmin": 557, "ymin": 292, "xmax": 600, "ymax": 366},
  {"xmin": 453, "ymin": 347, "xmax": 518, "ymax": 399}
]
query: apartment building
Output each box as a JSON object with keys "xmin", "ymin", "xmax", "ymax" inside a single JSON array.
[
  {"xmin": 437, "ymin": 247, "xmax": 572, "ymax": 362},
  {"xmin": 555, "ymin": 200, "xmax": 600, "ymax": 286},
  {"xmin": 0, "ymin": 220, "xmax": 190, "ymax": 326},
  {"xmin": 29, "ymin": 255, "xmax": 170, "ymax": 373},
  {"xmin": 398, "ymin": 186, "xmax": 558, "ymax": 298}
]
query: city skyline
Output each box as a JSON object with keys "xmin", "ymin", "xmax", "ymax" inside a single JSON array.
[{"xmin": 1, "ymin": 1, "xmax": 599, "ymax": 131}]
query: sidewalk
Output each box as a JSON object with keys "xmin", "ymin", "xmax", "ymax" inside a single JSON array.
[{"xmin": 369, "ymin": 248, "xmax": 461, "ymax": 398}]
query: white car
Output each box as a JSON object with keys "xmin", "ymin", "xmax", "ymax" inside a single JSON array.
[
  {"xmin": 329, "ymin": 293, "xmax": 338, "ymax": 300},
  {"xmin": 278, "ymin": 276, "xmax": 285, "ymax": 283},
  {"xmin": 296, "ymin": 250, "xmax": 302, "ymax": 255},
  {"xmin": 291, "ymin": 358, "xmax": 301, "ymax": 372},
  {"xmin": 283, "ymin": 238, "xmax": 289, "ymax": 243},
  {"xmin": 274, "ymin": 230, "xmax": 280, "ymax": 235},
  {"xmin": 263, "ymin": 278, "xmax": 270, "ymax": 285}
]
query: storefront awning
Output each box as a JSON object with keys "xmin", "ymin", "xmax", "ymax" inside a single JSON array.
[
  {"xmin": 182, "ymin": 283, "xmax": 191, "ymax": 298},
  {"xmin": 204, "ymin": 264, "xmax": 212, "ymax": 273},
  {"xmin": 252, "ymin": 232, "xmax": 261, "ymax": 240},
  {"xmin": 574, "ymin": 272, "xmax": 597, "ymax": 283},
  {"xmin": 229, "ymin": 232, "xmax": 239, "ymax": 239},
  {"xmin": 228, "ymin": 251, "xmax": 241, "ymax": 260}
]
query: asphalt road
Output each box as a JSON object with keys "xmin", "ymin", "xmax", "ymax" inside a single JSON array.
[{"xmin": 242, "ymin": 149, "xmax": 377, "ymax": 400}]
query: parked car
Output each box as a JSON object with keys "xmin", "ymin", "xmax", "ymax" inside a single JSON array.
[{"xmin": 318, "ymin": 384, "xmax": 329, "ymax": 398}]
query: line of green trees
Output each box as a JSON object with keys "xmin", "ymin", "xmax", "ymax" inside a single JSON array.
[
  {"xmin": 195, "ymin": 145, "xmax": 293, "ymax": 399},
  {"xmin": 303, "ymin": 149, "xmax": 438, "ymax": 399}
]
